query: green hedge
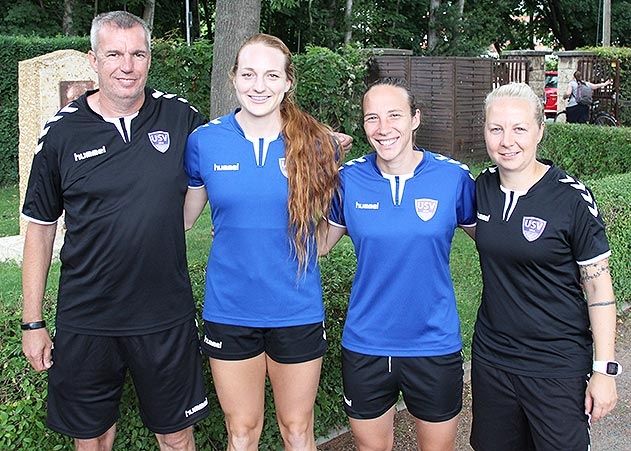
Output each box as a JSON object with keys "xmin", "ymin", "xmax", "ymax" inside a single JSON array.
[
  {"xmin": 539, "ymin": 123, "xmax": 631, "ymax": 180},
  {"xmin": 0, "ymin": 36, "xmax": 368, "ymax": 186},
  {"xmin": 589, "ymin": 172, "xmax": 631, "ymax": 305},
  {"xmin": 0, "ymin": 35, "xmax": 90, "ymax": 187}
]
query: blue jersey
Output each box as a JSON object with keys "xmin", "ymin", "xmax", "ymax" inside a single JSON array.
[
  {"xmin": 184, "ymin": 111, "xmax": 323, "ymax": 327},
  {"xmin": 329, "ymin": 151, "xmax": 476, "ymax": 356}
]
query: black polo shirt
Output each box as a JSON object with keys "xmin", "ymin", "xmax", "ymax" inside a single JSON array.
[
  {"xmin": 472, "ymin": 163, "xmax": 611, "ymax": 377},
  {"xmin": 22, "ymin": 88, "xmax": 207, "ymax": 335}
]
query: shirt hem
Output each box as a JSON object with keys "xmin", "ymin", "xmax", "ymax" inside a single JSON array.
[
  {"xmin": 54, "ymin": 311, "xmax": 194, "ymax": 336},
  {"xmin": 472, "ymin": 353, "xmax": 591, "ymax": 378},
  {"xmin": 342, "ymin": 341, "xmax": 462, "ymax": 357},
  {"xmin": 203, "ymin": 314, "xmax": 325, "ymax": 328}
]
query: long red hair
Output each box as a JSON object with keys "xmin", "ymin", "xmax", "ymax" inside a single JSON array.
[{"xmin": 231, "ymin": 34, "xmax": 342, "ymax": 271}]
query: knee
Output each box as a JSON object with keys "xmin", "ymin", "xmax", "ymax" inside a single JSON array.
[
  {"xmin": 156, "ymin": 427, "xmax": 195, "ymax": 451},
  {"xmin": 277, "ymin": 418, "xmax": 315, "ymax": 450},
  {"xmin": 225, "ymin": 416, "xmax": 263, "ymax": 450}
]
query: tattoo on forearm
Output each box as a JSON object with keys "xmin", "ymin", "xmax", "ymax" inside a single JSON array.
[
  {"xmin": 588, "ymin": 300, "xmax": 616, "ymax": 308},
  {"xmin": 580, "ymin": 261, "xmax": 611, "ymax": 283}
]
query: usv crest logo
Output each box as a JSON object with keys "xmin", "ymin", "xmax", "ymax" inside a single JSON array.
[
  {"xmin": 522, "ymin": 216, "xmax": 547, "ymax": 242},
  {"xmin": 415, "ymin": 198, "xmax": 438, "ymax": 221},
  {"xmin": 148, "ymin": 131, "xmax": 170, "ymax": 153},
  {"xmin": 278, "ymin": 158, "xmax": 288, "ymax": 178}
]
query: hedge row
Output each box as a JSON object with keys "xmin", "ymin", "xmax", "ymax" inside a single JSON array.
[
  {"xmin": 589, "ymin": 172, "xmax": 631, "ymax": 305},
  {"xmin": 0, "ymin": 36, "xmax": 369, "ymax": 186},
  {"xmin": 539, "ymin": 123, "xmax": 631, "ymax": 180}
]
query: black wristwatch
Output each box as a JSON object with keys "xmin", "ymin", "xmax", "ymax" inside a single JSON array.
[
  {"xmin": 592, "ymin": 360, "xmax": 622, "ymax": 377},
  {"xmin": 20, "ymin": 320, "xmax": 46, "ymax": 331}
]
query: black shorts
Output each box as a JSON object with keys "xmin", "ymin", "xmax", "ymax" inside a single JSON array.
[
  {"xmin": 47, "ymin": 319, "xmax": 209, "ymax": 439},
  {"xmin": 470, "ymin": 359, "xmax": 590, "ymax": 451},
  {"xmin": 202, "ymin": 321, "xmax": 327, "ymax": 364},
  {"xmin": 342, "ymin": 348, "xmax": 463, "ymax": 422}
]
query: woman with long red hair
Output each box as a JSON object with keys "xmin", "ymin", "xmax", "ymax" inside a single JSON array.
[{"xmin": 184, "ymin": 34, "xmax": 343, "ymax": 450}]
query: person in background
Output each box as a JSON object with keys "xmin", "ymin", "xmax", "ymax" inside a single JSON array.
[
  {"xmin": 21, "ymin": 11, "xmax": 209, "ymax": 451},
  {"xmin": 471, "ymin": 82, "xmax": 619, "ymax": 451},
  {"xmin": 563, "ymin": 70, "xmax": 612, "ymax": 123},
  {"xmin": 320, "ymin": 77, "xmax": 476, "ymax": 451},
  {"xmin": 183, "ymin": 33, "xmax": 343, "ymax": 450}
]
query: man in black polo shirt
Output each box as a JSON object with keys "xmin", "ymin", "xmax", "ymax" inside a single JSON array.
[{"xmin": 21, "ymin": 11, "xmax": 208, "ymax": 450}]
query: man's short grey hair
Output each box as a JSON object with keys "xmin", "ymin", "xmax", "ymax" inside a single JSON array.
[
  {"xmin": 485, "ymin": 82, "xmax": 544, "ymax": 126},
  {"xmin": 90, "ymin": 11, "xmax": 151, "ymax": 53}
]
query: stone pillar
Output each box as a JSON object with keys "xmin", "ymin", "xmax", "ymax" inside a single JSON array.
[
  {"xmin": 18, "ymin": 50, "xmax": 97, "ymax": 236},
  {"xmin": 556, "ymin": 50, "xmax": 596, "ymax": 117},
  {"xmin": 502, "ymin": 50, "xmax": 552, "ymax": 103}
]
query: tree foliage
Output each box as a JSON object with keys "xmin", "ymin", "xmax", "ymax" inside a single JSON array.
[{"xmin": 0, "ymin": 0, "xmax": 630, "ymax": 56}]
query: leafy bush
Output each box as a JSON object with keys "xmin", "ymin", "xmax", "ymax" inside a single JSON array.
[
  {"xmin": 294, "ymin": 45, "xmax": 371, "ymax": 161},
  {"xmin": 148, "ymin": 39, "xmax": 214, "ymax": 118},
  {"xmin": 589, "ymin": 172, "xmax": 631, "ymax": 306},
  {"xmin": 539, "ymin": 123, "xmax": 631, "ymax": 180}
]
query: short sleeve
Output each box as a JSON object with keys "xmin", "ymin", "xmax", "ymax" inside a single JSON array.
[
  {"xmin": 328, "ymin": 170, "xmax": 346, "ymax": 228},
  {"xmin": 457, "ymin": 169, "xmax": 476, "ymax": 227},
  {"xmin": 184, "ymin": 128, "xmax": 204, "ymax": 189},
  {"xmin": 21, "ymin": 141, "xmax": 63, "ymax": 224},
  {"xmin": 189, "ymin": 109, "xmax": 207, "ymax": 134},
  {"xmin": 570, "ymin": 185, "xmax": 610, "ymax": 265}
]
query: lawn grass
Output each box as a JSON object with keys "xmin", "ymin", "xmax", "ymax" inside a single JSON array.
[{"xmin": 0, "ymin": 184, "xmax": 19, "ymax": 237}]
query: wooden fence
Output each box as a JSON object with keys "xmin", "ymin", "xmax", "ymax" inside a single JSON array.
[{"xmin": 368, "ymin": 56, "xmax": 529, "ymax": 160}]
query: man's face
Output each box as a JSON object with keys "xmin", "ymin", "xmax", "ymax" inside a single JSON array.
[{"xmin": 88, "ymin": 24, "xmax": 150, "ymax": 108}]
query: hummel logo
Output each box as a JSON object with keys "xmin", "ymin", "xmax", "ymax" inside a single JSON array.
[
  {"xmin": 184, "ymin": 398, "xmax": 208, "ymax": 418},
  {"xmin": 355, "ymin": 201, "xmax": 379, "ymax": 210},
  {"xmin": 477, "ymin": 212, "xmax": 490, "ymax": 222},
  {"xmin": 203, "ymin": 336, "xmax": 223, "ymax": 349},
  {"xmin": 74, "ymin": 145, "xmax": 106, "ymax": 162},
  {"xmin": 344, "ymin": 395, "xmax": 352, "ymax": 407},
  {"xmin": 214, "ymin": 163, "xmax": 239, "ymax": 171}
]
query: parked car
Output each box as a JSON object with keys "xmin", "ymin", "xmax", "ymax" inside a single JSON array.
[{"xmin": 544, "ymin": 70, "xmax": 558, "ymax": 118}]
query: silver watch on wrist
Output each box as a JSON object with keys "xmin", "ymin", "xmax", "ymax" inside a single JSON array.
[{"xmin": 592, "ymin": 360, "xmax": 622, "ymax": 377}]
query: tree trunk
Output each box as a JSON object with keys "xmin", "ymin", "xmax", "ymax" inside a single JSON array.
[
  {"xmin": 63, "ymin": 0, "xmax": 75, "ymax": 36},
  {"xmin": 210, "ymin": 0, "xmax": 261, "ymax": 118},
  {"xmin": 344, "ymin": 0, "xmax": 353, "ymax": 44},
  {"xmin": 428, "ymin": 0, "xmax": 440, "ymax": 52},
  {"xmin": 191, "ymin": 0, "xmax": 200, "ymax": 40},
  {"xmin": 143, "ymin": 0, "xmax": 155, "ymax": 31}
]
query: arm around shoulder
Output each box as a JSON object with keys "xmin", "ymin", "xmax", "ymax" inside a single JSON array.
[{"xmin": 317, "ymin": 220, "xmax": 346, "ymax": 257}]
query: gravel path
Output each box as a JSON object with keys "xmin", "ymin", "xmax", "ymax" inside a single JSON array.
[{"xmin": 318, "ymin": 311, "xmax": 631, "ymax": 450}]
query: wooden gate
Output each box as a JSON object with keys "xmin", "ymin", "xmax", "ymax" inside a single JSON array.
[
  {"xmin": 493, "ymin": 58, "xmax": 530, "ymax": 87},
  {"xmin": 577, "ymin": 56, "xmax": 621, "ymax": 120}
]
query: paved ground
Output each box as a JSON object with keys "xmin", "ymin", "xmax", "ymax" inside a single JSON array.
[{"xmin": 319, "ymin": 311, "xmax": 631, "ymax": 450}]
